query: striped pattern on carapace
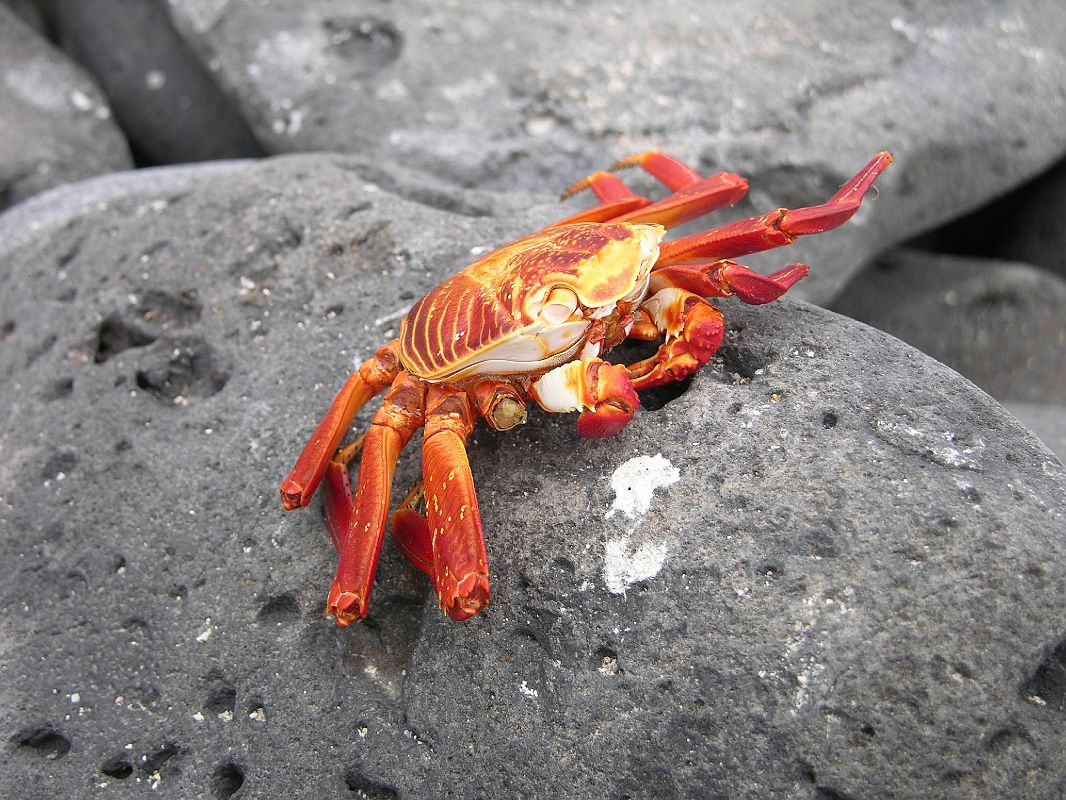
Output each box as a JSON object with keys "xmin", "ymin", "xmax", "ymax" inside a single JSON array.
[{"xmin": 399, "ymin": 222, "xmax": 653, "ymax": 381}]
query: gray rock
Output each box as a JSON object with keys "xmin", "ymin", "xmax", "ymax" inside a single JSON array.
[
  {"xmin": 43, "ymin": 0, "xmax": 265, "ymax": 165},
  {"xmin": 0, "ymin": 4, "xmax": 132, "ymax": 209},
  {"xmin": 1005, "ymin": 402, "xmax": 1066, "ymax": 462},
  {"xmin": 830, "ymin": 249, "xmax": 1066, "ymax": 404},
  {"xmin": 1, "ymin": 156, "xmax": 1064, "ymax": 799},
  {"xmin": 166, "ymin": 0, "xmax": 1066, "ymax": 301}
]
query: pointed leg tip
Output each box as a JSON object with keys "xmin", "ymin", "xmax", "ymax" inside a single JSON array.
[
  {"xmin": 279, "ymin": 481, "xmax": 306, "ymax": 510},
  {"xmin": 326, "ymin": 586, "xmax": 368, "ymax": 627},
  {"xmin": 441, "ymin": 573, "xmax": 491, "ymax": 621}
]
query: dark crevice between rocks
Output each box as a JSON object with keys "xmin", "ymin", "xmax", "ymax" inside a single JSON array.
[{"xmin": 39, "ymin": 0, "xmax": 265, "ymax": 166}]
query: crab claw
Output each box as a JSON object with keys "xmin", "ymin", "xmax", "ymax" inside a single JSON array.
[{"xmin": 531, "ymin": 359, "xmax": 640, "ymax": 439}]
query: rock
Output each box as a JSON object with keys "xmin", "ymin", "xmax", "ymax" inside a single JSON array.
[
  {"xmin": 163, "ymin": 0, "xmax": 1066, "ymax": 301},
  {"xmin": 1005, "ymin": 402, "xmax": 1066, "ymax": 462},
  {"xmin": 1, "ymin": 0, "xmax": 45, "ymax": 33},
  {"xmin": 830, "ymin": 249, "xmax": 1066, "ymax": 404},
  {"xmin": 0, "ymin": 4, "xmax": 132, "ymax": 209},
  {"xmin": 1, "ymin": 156, "xmax": 1064, "ymax": 798},
  {"xmin": 42, "ymin": 0, "xmax": 265, "ymax": 165}
]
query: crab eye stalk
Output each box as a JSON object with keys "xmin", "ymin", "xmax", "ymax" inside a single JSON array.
[{"xmin": 540, "ymin": 286, "xmax": 580, "ymax": 324}]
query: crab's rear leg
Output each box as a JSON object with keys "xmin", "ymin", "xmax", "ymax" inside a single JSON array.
[
  {"xmin": 280, "ymin": 341, "xmax": 401, "ymax": 510},
  {"xmin": 626, "ymin": 289, "xmax": 726, "ymax": 391},
  {"xmin": 656, "ymin": 152, "xmax": 891, "ymax": 265},
  {"xmin": 552, "ymin": 151, "xmax": 748, "ymax": 229},
  {"xmin": 327, "ymin": 372, "xmax": 425, "ymax": 626}
]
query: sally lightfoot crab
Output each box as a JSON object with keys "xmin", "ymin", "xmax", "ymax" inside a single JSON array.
[{"xmin": 281, "ymin": 150, "xmax": 891, "ymax": 625}]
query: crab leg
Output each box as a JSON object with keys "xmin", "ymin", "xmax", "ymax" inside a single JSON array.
[
  {"xmin": 420, "ymin": 385, "xmax": 490, "ymax": 621},
  {"xmin": 327, "ymin": 372, "xmax": 425, "ymax": 626},
  {"xmin": 552, "ymin": 151, "xmax": 748, "ymax": 229},
  {"xmin": 649, "ymin": 260, "xmax": 809, "ymax": 305},
  {"xmin": 280, "ymin": 341, "xmax": 401, "ymax": 510},
  {"xmin": 656, "ymin": 152, "xmax": 892, "ymax": 266},
  {"xmin": 626, "ymin": 289, "xmax": 726, "ymax": 391},
  {"xmin": 530, "ymin": 358, "xmax": 640, "ymax": 438},
  {"xmin": 551, "ymin": 172, "xmax": 652, "ymax": 226},
  {"xmin": 390, "ymin": 483, "xmax": 434, "ymax": 577}
]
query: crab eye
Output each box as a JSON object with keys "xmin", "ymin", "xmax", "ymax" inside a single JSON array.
[{"xmin": 541, "ymin": 287, "xmax": 579, "ymax": 324}]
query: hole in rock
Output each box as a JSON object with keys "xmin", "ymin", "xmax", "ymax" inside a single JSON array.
[
  {"xmin": 214, "ymin": 762, "xmax": 245, "ymax": 798},
  {"xmin": 41, "ymin": 449, "xmax": 77, "ymax": 481},
  {"xmin": 257, "ymin": 592, "xmax": 300, "ymax": 623},
  {"xmin": 325, "ymin": 17, "xmax": 404, "ymax": 72},
  {"xmin": 135, "ymin": 337, "xmax": 231, "ymax": 402},
  {"xmin": 13, "ymin": 726, "xmax": 71, "ymax": 759},
  {"xmin": 101, "ymin": 757, "xmax": 133, "ymax": 779},
  {"xmin": 204, "ymin": 687, "xmax": 237, "ymax": 716},
  {"xmin": 1022, "ymin": 636, "xmax": 1066, "ymax": 712},
  {"xmin": 343, "ymin": 768, "xmax": 399, "ymax": 798},
  {"xmin": 592, "ymin": 646, "xmax": 620, "ymax": 675},
  {"xmin": 94, "ymin": 315, "xmax": 156, "ymax": 363},
  {"xmin": 640, "ymin": 375, "xmax": 694, "ymax": 411},
  {"xmin": 136, "ymin": 289, "xmax": 203, "ymax": 329},
  {"xmin": 43, "ymin": 376, "xmax": 74, "ymax": 400}
]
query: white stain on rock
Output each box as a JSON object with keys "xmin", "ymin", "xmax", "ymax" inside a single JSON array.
[
  {"xmin": 606, "ymin": 453, "xmax": 680, "ymax": 519},
  {"xmin": 604, "ymin": 538, "xmax": 669, "ymax": 594},
  {"xmin": 603, "ymin": 454, "xmax": 679, "ymax": 594}
]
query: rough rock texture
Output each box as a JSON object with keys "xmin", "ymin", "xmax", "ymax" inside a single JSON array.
[
  {"xmin": 0, "ymin": 4, "xmax": 133, "ymax": 209},
  {"xmin": 42, "ymin": 0, "xmax": 265, "ymax": 165},
  {"xmin": 830, "ymin": 250, "xmax": 1066, "ymax": 404},
  {"xmin": 1, "ymin": 157, "xmax": 1064, "ymax": 799},
  {"xmin": 162, "ymin": 0, "xmax": 1066, "ymax": 302}
]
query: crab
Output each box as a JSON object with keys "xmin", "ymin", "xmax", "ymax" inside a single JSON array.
[{"xmin": 280, "ymin": 150, "xmax": 891, "ymax": 625}]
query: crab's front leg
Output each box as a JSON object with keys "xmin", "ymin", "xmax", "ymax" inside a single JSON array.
[
  {"xmin": 327, "ymin": 372, "xmax": 425, "ymax": 626},
  {"xmin": 626, "ymin": 289, "xmax": 726, "ymax": 391},
  {"xmin": 281, "ymin": 341, "xmax": 402, "ymax": 510},
  {"xmin": 419, "ymin": 385, "xmax": 491, "ymax": 620},
  {"xmin": 530, "ymin": 358, "xmax": 640, "ymax": 438}
]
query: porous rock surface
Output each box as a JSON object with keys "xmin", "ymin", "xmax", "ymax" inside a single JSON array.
[
  {"xmin": 0, "ymin": 4, "xmax": 132, "ymax": 209},
  {"xmin": 162, "ymin": 0, "xmax": 1066, "ymax": 302},
  {"xmin": 1, "ymin": 157, "xmax": 1065, "ymax": 799}
]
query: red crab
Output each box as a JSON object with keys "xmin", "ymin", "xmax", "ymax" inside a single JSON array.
[{"xmin": 281, "ymin": 150, "xmax": 891, "ymax": 625}]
